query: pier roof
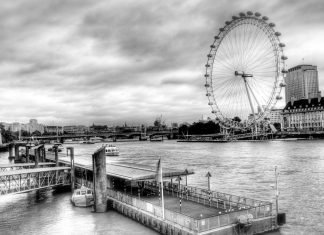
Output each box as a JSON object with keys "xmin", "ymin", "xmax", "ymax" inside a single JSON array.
[{"xmin": 106, "ymin": 162, "xmax": 194, "ymax": 181}]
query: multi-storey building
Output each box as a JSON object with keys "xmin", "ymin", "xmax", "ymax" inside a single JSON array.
[
  {"xmin": 269, "ymin": 109, "xmax": 282, "ymax": 124},
  {"xmin": 285, "ymin": 65, "xmax": 320, "ymax": 104},
  {"xmin": 282, "ymin": 97, "xmax": 324, "ymax": 131}
]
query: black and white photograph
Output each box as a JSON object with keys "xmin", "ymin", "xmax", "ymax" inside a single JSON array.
[{"xmin": 0, "ymin": 0, "xmax": 323, "ymax": 234}]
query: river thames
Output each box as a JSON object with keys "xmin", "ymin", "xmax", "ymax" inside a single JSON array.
[{"xmin": 0, "ymin": 140, "xmax": 323, "ymax": 234}]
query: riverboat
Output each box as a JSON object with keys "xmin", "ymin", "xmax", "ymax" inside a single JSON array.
[
  {"xmin": 82, "ymin": 137, "xmax": 103, "ymax": 144},
  {"xmin": 71, "ymin": 186, "xmax": 94, "ymax": 207},
  {"xmin": 64, "ymin": 138, "xmax": 83, "ymax": 144},
  {"xmin": 103, "ymin": 144, "xmax": 119, "ymax": 156},
  {"xmin": 48, "ymin": 143, "xmax": 64, "ymax": 152}
]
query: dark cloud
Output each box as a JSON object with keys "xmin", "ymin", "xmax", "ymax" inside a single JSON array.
[{"xmin": 0, "ymin": 0, "xmax": 323, "ymax": 125}]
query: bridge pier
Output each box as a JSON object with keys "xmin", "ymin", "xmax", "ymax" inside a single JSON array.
[{"xmin": 92, "ymin": 147, "xmax": 107, "ymax": 212}]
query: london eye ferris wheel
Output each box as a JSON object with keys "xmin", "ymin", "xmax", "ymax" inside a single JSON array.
[{"xmin": 204, "ymin": 11, "xmax": 287, "ymax": 130}]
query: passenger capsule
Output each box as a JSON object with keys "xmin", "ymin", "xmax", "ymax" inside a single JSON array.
[
  {"xmin": 262, "ymin": 16, "xmax": 269, "ymax": 21},
  {"xmin": 279, "ymin": 43, "xmax": 285, "ymax": 47},
  {"xmin": 255, "ymin": 12, "xmax": 261, "ymax": 17},
  {"xmin": 239, "ymin": 12, "xmax": 246, "ymax": 17},
  {"xmin": 219, "ymin": 28, "xmax": 224, "ymax": 32},
  {"xmin": 281, "ymin": 69, "xmax": 288, "ymax": 74},
  {"xmin": 210, "ymin": 44, "xmax": 215, "ymax": 48},
  {"xmin": 205, "ymin": 64, "xmax": 210, "ymax": 68},
  {"xmin": 232, "ymin": 16, "xmax": 239, "ymax": 20},
  {"xmin": 207, "ymin": 54, "xmax": 212, "ymax": 58},
  {"xmin": 206, "ymin": 93, "xmax": 211, "ymax": 97},
  {"xmin": 281, "ymin": 55, "xmax": 288, "ymax": 60},
  {"xmin": 204, "ymin": 74, "xmax": 209, "ymax": 77},
  {"xmin": 269, "ymin": 23, "xmax": 275, "ymax": 27},
  {"xmin": 276, "ymin": 96, "xmax": 282, "ymax": 100},
  {"xmin": 205, "ymin": 83, "xmax": 210, "ymax": 88},
  {"xmin": 225, "ymin": 21, "xmax": 231, "ymax": 25},
  {"xmin": 208, "ymin": 102, "xmax": 213, "ymax": 105},
  {"xmin": 275, "ymin": 32, "xmax": 281, "ymax": 36},
  {"xmin": 214, "ymin": 36, "xmax": 220, "ymax": 40},
  {"xmin": 280, "ymin": 82, "xmax": 286, "ymax": 87},
  {"xmin": 247, "ymin": 11, "xmax": 253, "ymax": 16}
]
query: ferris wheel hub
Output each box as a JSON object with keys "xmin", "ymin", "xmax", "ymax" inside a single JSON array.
[{"xmin": 234, "ymin": 71, "xmax": 253, "ymax": 78}]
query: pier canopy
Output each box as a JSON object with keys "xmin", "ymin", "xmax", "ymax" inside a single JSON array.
[{"xmin": 106, "ymin": 162, "xmax": 194, "ymax": 181}]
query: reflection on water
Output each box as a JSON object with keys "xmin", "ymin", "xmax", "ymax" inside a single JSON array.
[{"xmin": 0, "ymin": 140, "xmax": 324, "ymax": 234}]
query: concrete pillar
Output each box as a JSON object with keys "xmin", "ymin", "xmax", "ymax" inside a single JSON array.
[
  {"xmin": 34, "ymin": 148, "xmax": 39, "ymax": 168},
  {"xmin": 92, "ymin": 146, "xmax": 107, "ymax": 212},
  {"xmin": 67, "ymin": 147, "xmax": 75, "ymax": 193}
]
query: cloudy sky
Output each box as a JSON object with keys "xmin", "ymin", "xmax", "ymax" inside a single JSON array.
[{"xmin": 0, "ymin": 0, "xmax": 323, "ymax": 126}]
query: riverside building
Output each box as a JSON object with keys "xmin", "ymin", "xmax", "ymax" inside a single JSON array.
[
  {"xmin": 285, "ymin": 65, "xmax": 320, "ymax": 104},
  {"xmin": 282, "ymin": 97, "xmax": 324, "ymax": 131}
]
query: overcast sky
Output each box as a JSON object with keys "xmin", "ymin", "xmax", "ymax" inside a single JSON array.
[{"xmin": 0, "ymin": 0, "xmax": 323, "ymax": 126}]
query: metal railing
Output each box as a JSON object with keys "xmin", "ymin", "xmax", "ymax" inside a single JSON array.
[
  {"xmin": 107, "ymin": 185, "xmax": 274, "ymax": 233},
  {"xmin": 107, "ymin": 188, "xmax": 198, "ymax": 232}
]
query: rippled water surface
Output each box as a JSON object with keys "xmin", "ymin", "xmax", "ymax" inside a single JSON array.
[{"xmin": 0, "ymin": 140, "xmax": 324, "ymax": 234}]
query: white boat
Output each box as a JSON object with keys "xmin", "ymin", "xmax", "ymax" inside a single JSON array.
[
  {"xmin": 71, "ymin": 186, "xmax": 94, "ymax": 207},
  {"xmin": 64, "ymin": 138, "xmax": 83, "ymax": 144},
  {"xmin": 82, "ymin": 137, "xmax": 103, "ymax": 144},
  {"xmin": 104, "ymin": 144, "xmax": 119, "ymax": 156},
  {"xmin": 48, "ymin": 143, "xmax": 64, "ymax": 152}
]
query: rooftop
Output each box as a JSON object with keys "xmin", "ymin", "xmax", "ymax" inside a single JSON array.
[{"xmin": 284, "ymin": 97, "xmax": 324, "ymax": 110}]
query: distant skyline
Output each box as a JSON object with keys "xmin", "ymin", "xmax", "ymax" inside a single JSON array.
[{"xmin": 0, "ymin": 0, "xmax": 323, "ymax": 125}]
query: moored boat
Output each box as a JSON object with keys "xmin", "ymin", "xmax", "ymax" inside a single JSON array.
[{"xmin": 71, "ymin": 186, "xmax": 94, "ymax": 207}]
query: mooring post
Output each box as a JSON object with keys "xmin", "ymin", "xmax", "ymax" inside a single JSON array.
[
  {"xmin": 67, "ymin": 147, "xmax": 75, "ymax": 193},
  {"xmin": 54, "ymin": 147, "xmax": 59, "ymax": 167},
  {"xmin": 34, "ymin": 148, "xmax": 39, "ymax": 168},
  {"xmin": 8, "ymin": 143, "xmax": 14, "ymax": 159},
  {"xmin": 42, "ymin": 145, "xmax": 46, "ymax": 161},
  {"xmin": 92, "ymin": 146, "xmax": 107, "ymax": 212},
  {"xmin": 26, "ymin": 146, "xmax": 30, "ymax": 163},
  {"xmin": 14, "ymin": 144, "xmax": 20, "ymax": 162}
]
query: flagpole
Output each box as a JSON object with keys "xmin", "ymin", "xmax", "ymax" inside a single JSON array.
[{"xmin": 160, "ymin": 159, "xmax": 165, "ymax": 220}]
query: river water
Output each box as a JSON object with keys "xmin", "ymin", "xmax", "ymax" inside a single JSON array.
[{"xmin": 0, "ymin": 140, "xmax": 323, "ymax": 235}]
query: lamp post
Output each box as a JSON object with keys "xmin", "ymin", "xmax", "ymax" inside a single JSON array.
[
  {"xmin": 205, "ymin": 172, "xmax": 212, "ymax": 191},
  {"xmin": 206, "ymin": 172, "xmax": 212, "ymax": 206}
]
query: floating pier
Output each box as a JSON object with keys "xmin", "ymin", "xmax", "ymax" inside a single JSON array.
[
  {"xmin": 1, "ymin": 143, "xmax": 284, "ymax": 234},
  {"xmin": 45, "ymin": 148, "xmax": 283, "ymax": 235}
]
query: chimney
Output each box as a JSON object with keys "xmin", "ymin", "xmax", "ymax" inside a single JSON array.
[{"xmin": 291, "ymin": 97, "xmax": 295, "ymax": 106}]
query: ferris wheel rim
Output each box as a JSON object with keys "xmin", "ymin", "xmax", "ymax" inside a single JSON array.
[{"xmin": 204, "ymin": 12, "xmax": 287, "ymax": 130}]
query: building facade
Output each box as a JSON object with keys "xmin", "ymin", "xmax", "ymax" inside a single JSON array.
[
  {"xmin": 282, "ymin": 97, "xmax": 324, "ymax": 131},
  {"xmin": 285, "ymin": 65, "xmax": 320, "ymax": 104},
  {"xmin": 269, "ymin": 109, "xmax": 282, "ymax": 124}
]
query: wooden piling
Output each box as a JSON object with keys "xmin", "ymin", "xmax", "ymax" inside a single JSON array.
[{"xmin": 92, "ymin": 146, "xmax": 107, "ymax": 212}]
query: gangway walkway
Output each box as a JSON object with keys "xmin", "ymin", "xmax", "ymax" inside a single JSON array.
[
  {"xmin": 0, "ymin": 163, "xmax": 56, "ymax": 171},
  {"xmin": 0, "ymin": 167, "xmax": 70, "ymax": 196}
]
